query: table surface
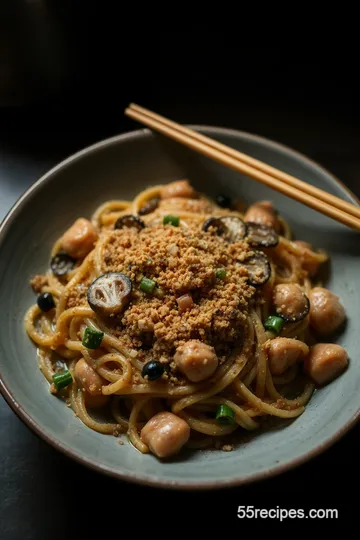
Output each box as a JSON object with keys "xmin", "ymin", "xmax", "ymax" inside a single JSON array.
[{"xmin": 1, "ymin": 93, "xmax": 359, "ymax": 535}]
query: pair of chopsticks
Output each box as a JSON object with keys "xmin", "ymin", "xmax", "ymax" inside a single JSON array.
[{"xmin": 125, "ymin": 103, "xmax": 360, "ymax": 232}]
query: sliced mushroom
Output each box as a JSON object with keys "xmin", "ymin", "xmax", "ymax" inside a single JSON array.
[
  {"xmin": 114, "ymin": 215, "xmax": 145, "ymax": 231},
  {"xmin": 239, "ymin": 251, "xmax": 271, "ymax": 286},
  {"xmin": 138, "ymin": 197, "xmax": 160, "ymax": 216},
  {"xmin": 50, "ymin": 252, "xmax": 76, "ymax": 277},
  {"xmin": 87, "ymin": 272, "xmax": 132, "ymax": 316},
  {"xmin": 202, "ymin": 216, "xmax": 247, "ymax": 242},
  {"xmin": 202, "ymin": 217, "xmax": 226, "ymax": 234},
  {"xmin": 245, "ymin": 222, "xmax": 279, "ymax": 248}
]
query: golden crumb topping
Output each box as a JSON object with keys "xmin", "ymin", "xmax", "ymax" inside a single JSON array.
[
  {"xmin": 88, "ymin": 224, "xmax": 256, "ymax": 362},
  {"xmin": 30, "ymin": 274, "xmax": 49, "ymax": 293}
]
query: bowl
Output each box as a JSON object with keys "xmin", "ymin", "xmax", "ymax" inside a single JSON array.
[{"xmin": 1, "ymin": 126, "xmax": 359, "ymax": 489}]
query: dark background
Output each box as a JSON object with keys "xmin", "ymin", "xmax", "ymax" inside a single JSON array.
[{"xmin": 0, "ymin": 10, "xmax": 359, "ymax": 535}]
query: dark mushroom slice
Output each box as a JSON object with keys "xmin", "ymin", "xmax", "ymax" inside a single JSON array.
[
  {"xmin": 245, "ymin": 222, "xmax": 279, "ymax": 248},
  {"xmin": 202, "ymin": 216, "xmax": 247, "ymax": 242},
  {"xmin": 138, "ymin": 197, "xmax": 160, "ymax": 216},
  {"xmin": 87, "ymin": 272, "xmax": 132, "ymax": 316},
  {"xmin": 202, "ymin": 217, "xmax": 227, "ymax": 235},
  {"xmin": 240, "ymin": 251, "xmax": 271, "ymax": 287},
  {"xmin": 273, "ymin": 283, "xmax": 310, "ymax": 322},
  {"xmin": 220, "ymin": 216, "xmax": 247, "ymax": 242},
  {"xmin": 50, "ymin": 252, "xmax": 76, "ymax": 277},
  {"xmin": 114, "ymin": 215, "xmax": 145, "ymax": 231}
]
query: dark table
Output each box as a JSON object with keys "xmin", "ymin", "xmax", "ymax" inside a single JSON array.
[{"xmin": 1, "ymin": 52, "xmax": 359, "ymax": 535}]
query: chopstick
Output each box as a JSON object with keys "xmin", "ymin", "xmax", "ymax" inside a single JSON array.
[
  {"xmin": 128, "ymin": 103, "xmax": 360, "ymax": 221},
  {"xmin": 125, "ymin": 104, "xmax": 360, "ymax": 232}
]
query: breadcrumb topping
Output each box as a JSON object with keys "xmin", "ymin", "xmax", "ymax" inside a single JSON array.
[
  {"xmin": 34, "ymin": 206, "xmax": 259, "ymax": 373},
  {"xmin": 95, "ymin": 224, "xmax": 255, "ymax": 363},
  {"xmin": 30, "ymin": 274, "xmax": 49, "ymax": 293}
]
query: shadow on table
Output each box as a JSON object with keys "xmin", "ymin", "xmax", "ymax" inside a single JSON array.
[{"xmin": 1, "ymin": 404, "xmax": 358, "ymax": 537}]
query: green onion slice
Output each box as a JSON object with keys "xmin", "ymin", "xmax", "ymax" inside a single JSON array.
[
  {"xmin": 163, "ymin": 215, "xmax": 179, "ymax": 227},
  {"xmin": 264, "ymin": 315, "xmax": 284, "ymax": 335},
  {"xmin": 140, "ymin": 277, "xmax": 156, "ymax": 294},
  {"xmin": 52, "ymin": 369, "xmax": 73, "ymax": 391},
  {"xmin": 215, "ymin": 268, "xmax": 227, "ymax": 280},
  {"xmin": 216, "ymin": 404, "xmax": 235, "ymax": 424},
  {"xmin": 82, "ymin": 327, "xmax": 104, "ymax": 349}
]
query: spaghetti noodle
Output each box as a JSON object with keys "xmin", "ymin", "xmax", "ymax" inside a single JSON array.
[{"xmin": 25, "ymin": 179, "xmax": 347, "ymax": 458}]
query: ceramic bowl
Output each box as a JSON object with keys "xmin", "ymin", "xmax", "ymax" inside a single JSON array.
[{"xmin": 1, "ymin": 126, "xmax": 359, "ymax": 489}]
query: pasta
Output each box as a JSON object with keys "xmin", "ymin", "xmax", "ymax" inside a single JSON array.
[{"xmin": 25, "ymin": 179, "xmax": 349, "ymax": 458}]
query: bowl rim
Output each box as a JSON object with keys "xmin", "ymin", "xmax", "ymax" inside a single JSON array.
[{"xmin": 1, "ymin": 125, "xmax": 359, "ymax": 490}]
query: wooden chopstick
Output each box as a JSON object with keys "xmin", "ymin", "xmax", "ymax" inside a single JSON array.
[
  {"xmin": 124, "ymin": 105, "xmax": 360, "ymax": 232},
  {"xmin": 128, "ymin": 103, "xmax": 360, "ymax": 222}
]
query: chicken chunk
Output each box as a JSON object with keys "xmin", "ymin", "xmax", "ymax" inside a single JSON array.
[
  {"xmin": 309, "ymin": 287, "xmax": 346, "ymax": 335},
  {"xmin": 304, "ymin": 343, "xmax": 348, "ymax": 385},
  {"xmin": 273, "ymin": 283, "xmax": 309, "ymax": 322},
  {"xmin": 74, "ymin": 358, "xmax": 105, "ymax": 396},
  {"xmin": 160, "ymin": 180, "xmax": 197, "ymax": 199},
  {"xmin": 244, "ymin": 200, "xmax": 280, "ymax": 232},
  {"xmin": 174, "ymin": 340, "xmax": 218, "ymax": 382},
  {"xmin": 141, "ymin": 412, "xmax": 190, "ymax": 458},
  {"xmin": 61, "ymin": 218, "xmax": 98, "ymax": 259},
  {"xmin": 266, "ymin": 337, "xmax": 309, "ymax": 375}
]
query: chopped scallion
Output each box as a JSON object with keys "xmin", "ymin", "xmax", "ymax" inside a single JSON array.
[
  {"xmin": 52, "ymin": 369, "xmax": 73, "ymax": 391},
  {"xmin": 216, "ymin": 404, "xmax": 235, "ymax": 424},
  {"xmin": 264, "ymin": 315, "xmax": 284, "ymax": 335},
  {"xmin": 139, "ymin": 277, "xmax": 156, "ymax": 294},
  {"xmin": 163, "ymin": 215, "xmax": 179, "ymax": 227},
  {"xmin": 215, "ymin": 268, "xmax": 227, "ymax": 280},
  {"xmin": 82, "ymin": 327, "xmax": 104, "ymax": 349}
]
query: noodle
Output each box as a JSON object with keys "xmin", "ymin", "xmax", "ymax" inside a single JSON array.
[{"xmin": 25, "ymin": 179, "xmax": 341, "ymax": 458}]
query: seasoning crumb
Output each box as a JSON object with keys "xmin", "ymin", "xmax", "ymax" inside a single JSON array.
[
  {"xmin": 97, "ymin": 225, "xmax": 254, "ymax": 365},
  {"xmin": 221, "ymin": 444, "xmax": 234, "ymax": 452},
  {"xmin": 32, "ymin": 197, "xmax": 257, "ymax": 384},
  {"xmin": 30, "ymin": 274, "xmax": 49, "ymax": 293}
]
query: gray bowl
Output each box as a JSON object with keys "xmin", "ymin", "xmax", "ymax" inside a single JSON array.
[{"xmin": 1, "ymin": 127, "xmax": 359, "ymax": 489}]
